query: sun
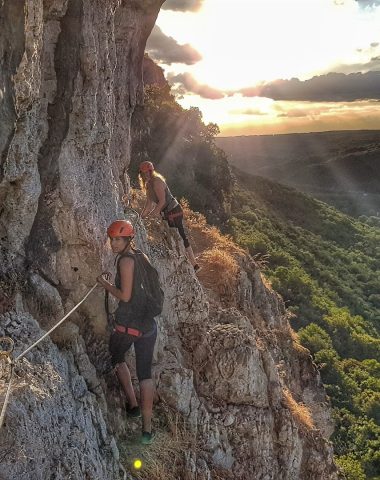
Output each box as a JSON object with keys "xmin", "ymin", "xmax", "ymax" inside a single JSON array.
[{"xmin": 157, "ymin": 0, "xmax": 373, "ymax": 90}]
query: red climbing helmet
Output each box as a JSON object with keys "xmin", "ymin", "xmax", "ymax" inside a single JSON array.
[
  {"xmin": 139, "ymin": 161, "xmax": 154, "ymax": 173},
  {"xmin": 107, "ymin": 220, "xmax": 135, "ymax": 238}
]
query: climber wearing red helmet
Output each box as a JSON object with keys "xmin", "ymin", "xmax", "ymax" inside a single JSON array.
[
  {"xmin": 97, "ymin": 219, "xmax": 157, "ymax": 445},
  {"xmin": 139, "ymin": 161, "xmax": 200, "ymax": 272}
]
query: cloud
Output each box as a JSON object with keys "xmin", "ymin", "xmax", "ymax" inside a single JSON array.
[
  {"xmin": 239, "ymin": 71, "xmax": 380, "ymax": 102},
  {"xmin": 332, "ymin": 55, "xmax": 380, "ymax": 74},
  {"xmin": 277, "ymin": 111, "xmax": 308, "ymax": 118},
  {"xmin": 355, "ymin": 0, "xmax": 380, "ymax": 6},
  {"xmin": 146, "ymin": 26, "xmax": 202, "ymax": 65},
  {"xmin": 162, "ymin": 0, "xmax": 204, "ymax": 11},
  {"xmin": 229, "ymin": 108, "xmax": 268, "ymax": 116},
  {"xmin": 168, "ymin": 72, "xmax": 225, "ymax": 99}
]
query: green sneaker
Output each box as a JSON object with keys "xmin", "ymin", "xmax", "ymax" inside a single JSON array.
[{"xmin": 141, "ymin": 431, "xmax": 155, "ymax": 445}]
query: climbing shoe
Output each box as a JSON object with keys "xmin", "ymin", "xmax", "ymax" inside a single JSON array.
[
  {"xmin": 126, "ymin": 405, "xmax": 141, "ymax": 418},
  {"xmin": 141, "ymin": 431, "xmax": 155, "ymax": 445},
  {"xmin": 194, "ymin": 264, "xmax": 202, "ymax": 274}
]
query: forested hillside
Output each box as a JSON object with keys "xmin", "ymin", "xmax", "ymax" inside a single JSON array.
[
  {"xmin": 133, "ymin": 71, "xmax": 379, "ymax": 478},
  {"xmin": 229, "ymin": 170, "xmax": 380, "ymax": 479},
  {"xmin": 217, "ymin": 131, "xmax": 380, "ymax": 219}
]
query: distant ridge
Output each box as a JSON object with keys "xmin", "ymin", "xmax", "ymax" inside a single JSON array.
[
  {"xmin": 216, "ymin": 130, "xmax": 380, "ymax": 217},
  {"xmin": 218, "ymin": 128, "xmax": 380, "ymax": 139}
]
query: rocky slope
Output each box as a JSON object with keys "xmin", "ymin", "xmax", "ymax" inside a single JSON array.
[{"xmin": 1, "ymin": 1, "xmax": 339, "ymax": 479}]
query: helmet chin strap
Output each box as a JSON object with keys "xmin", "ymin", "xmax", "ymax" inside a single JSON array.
[{"xmin": 120, "ymin": 237, "xmax": 133, "ymax": 255}]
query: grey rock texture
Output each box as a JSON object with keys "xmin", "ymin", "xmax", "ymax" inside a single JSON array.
[
  {"xmin": 0, "ymin": 1, "xmax": 339, "ymax": 479},
  {"xmin": 0, "ymin": 310, "xmax": 120, "ymax": 480}
]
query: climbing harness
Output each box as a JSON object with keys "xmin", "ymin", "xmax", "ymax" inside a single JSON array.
[
  {"xmin": 165, "ymin": 210, "xmax": 183, "ymax": 222},
  {"xmin": 0, "ymin": 283, "xmax": 98, "ymax": 429},
  {"xmin": 114, "ymin": 325, "xmax": 142, "ymax": 337}
]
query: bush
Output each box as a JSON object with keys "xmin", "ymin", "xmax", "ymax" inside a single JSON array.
[
  {"xmin": 298, "ymin": 323, "xmax": 333, "ymax": 355},
  {"xmin": 335, "ymin": 454, "xmax": 366, "ymax": 480}
]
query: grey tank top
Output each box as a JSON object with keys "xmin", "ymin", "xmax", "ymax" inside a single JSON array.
[{"xmin": 147, "ymin": 178, "xmax": 178, "ymax": 213}]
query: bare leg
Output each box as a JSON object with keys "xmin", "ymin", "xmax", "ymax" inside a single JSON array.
[
  {"xmin": 140, "ymin": 379, "xmax": 154, "ymax": 432},
  {"xmin": 185, "ymin": 246, "xmax": 197, "ymax": 266},
  {"xmin": 116, "ymin": 362, "xmax": 138, "ymax": 408}
]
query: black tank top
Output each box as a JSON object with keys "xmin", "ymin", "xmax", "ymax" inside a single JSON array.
[{"xmin": 114, "ymin": 249, "xmax": 154, "ymax": 333}]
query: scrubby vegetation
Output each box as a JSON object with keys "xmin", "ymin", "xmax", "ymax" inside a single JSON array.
[{"xmin": 229, "ymin": 170, "xmax": 380, "ymax": 478}]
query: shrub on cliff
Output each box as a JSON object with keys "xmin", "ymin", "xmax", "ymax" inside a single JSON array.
[{"xmin": 131, "ymin": 84, "xmax": 233, "ymax": 224}]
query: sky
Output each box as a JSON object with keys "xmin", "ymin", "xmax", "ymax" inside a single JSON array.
[{"xmin": 146, "ymin": 0, "xmax": 380, "ymax": 136}]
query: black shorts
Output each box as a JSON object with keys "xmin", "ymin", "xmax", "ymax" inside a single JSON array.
[
  {"xmin": 164, "ymin": 205, "xmax": 190, "ymax": 248},
  {"xmin": 109, "ymin": 321, "xmax": 157, "ymax": 381}
]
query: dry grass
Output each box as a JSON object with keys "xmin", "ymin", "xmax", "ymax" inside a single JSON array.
[
  {"xmin": 127, "ymin": 191, "xmax": 246, "ymax": 305},
  {"xmin": 197, "ymin": 248, "xmax": 240, "ymax": 303},
  {"xmin": 181, "ymin": 200, "xmax": 243, "ymax": 256},
  {"xmin": 180, "ymin": 200, "xmax": 247, "ymax": 305},
  {"xmin": 120, "ymin": 403, "xmax": 195, "ymax": 480},
  {"xmin": 282, "ymin": 388, "xmax": 315, "ymax": 431}
]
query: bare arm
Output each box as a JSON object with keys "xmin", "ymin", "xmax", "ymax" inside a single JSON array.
[
  {"xmin": 141, "ymin": 198, "xmax": 155, "ymax": 219},
  {"xmin": 97, "ymin": 257, "xmax": 134, "ymax": 302},
  {"xmin": 150, "ymin": 178, "xmax": 166, "ymax": 217}
]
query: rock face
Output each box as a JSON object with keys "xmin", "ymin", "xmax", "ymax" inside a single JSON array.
[
  {"xmin": 0, "ymin": 310, "xmax": 120, "ymax": 480},
  {"xmin": 0, "ymin": 2, "xmax": 339, "ymax": 479},
  {"xmin": 0, "ymin": 0, "xmax": 163, "ymax": 305}
]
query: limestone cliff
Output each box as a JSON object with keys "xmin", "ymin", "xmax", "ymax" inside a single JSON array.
[{"xmin": 0, "ymin": 2, "xmax": 339, "ymax": 479}]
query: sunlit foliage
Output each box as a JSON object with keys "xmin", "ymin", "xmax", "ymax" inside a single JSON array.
[{"xmin": 229, "ymin": 171, "xmax": 380, "ymax": 478}]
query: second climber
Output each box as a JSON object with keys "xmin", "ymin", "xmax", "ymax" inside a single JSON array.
[{"xmin": 138, "ymin": 161, "xmax": 200, "ymax": 272}]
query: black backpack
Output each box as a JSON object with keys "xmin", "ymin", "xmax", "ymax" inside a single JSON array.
[
  {"xmin": 133, "ymin": 250, "xmax": 164, "ymax": 318},
  {"xmin": 113, "ymin": 249, "xmax": 164, "ymax": 333}
]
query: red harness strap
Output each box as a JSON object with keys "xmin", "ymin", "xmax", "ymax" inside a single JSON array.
[
  {"xmin": 114, "ymin": 324, "xmax": 142, "ymax": 337},
  {"xmin": 167, "ymin": 211, "xmax": 183, "ymax": 221}
]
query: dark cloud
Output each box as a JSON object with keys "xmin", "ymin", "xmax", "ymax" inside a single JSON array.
[
  {"xmin": 239, "ymin": 71, "xmax": 380, "ymax": 102},
  {"xmin": 355, "ymin": 0, "xmax": 380, "ymax": 6},
  {"xmin": 332, "ymin": 55, "xmax": 380, "ymax": 74},
  {"xmin": 169, "ymin": 72, "xmax": 224, "ymax": 99},
  {"xmin": 146, "ymin": 26, "xmax": 202, "ymax": 65},
  {"xmin": 162, "ymin": 0, "xmax": 204, "ymax": 11}
]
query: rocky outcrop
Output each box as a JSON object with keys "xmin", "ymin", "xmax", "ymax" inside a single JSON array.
[
  {"xmin": 142, "ymin": 54, "xmax": 167, "ymax": 88},
  {"xmin": 1, "ymin": 1, "xmax": 339, "ymax": 479}
]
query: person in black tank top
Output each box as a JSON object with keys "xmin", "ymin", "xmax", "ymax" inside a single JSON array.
[
  {"xmin": 139, "ymin": 161, "xmax": 200, "ymax": 273},
  {"xmin": 97, "ymin": 220, "xmax": 157, "ymax": 445}
]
